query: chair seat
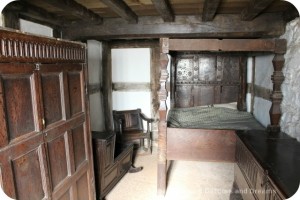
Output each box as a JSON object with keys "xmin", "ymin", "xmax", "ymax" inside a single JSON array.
[{"xmin": 113, "ymin": 109, "xmax": 153, "ymax": 154}]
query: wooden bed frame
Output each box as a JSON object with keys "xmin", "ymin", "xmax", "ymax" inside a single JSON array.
[{"xmin": 157, "ymin": 38, "xmax": 287, "ymax": 196}]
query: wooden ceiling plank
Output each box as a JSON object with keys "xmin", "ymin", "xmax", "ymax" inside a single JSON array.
[
  {"xmin": 62, "ymin": 13, "xmax": 285, "ymax": 40},
  {"xmin": 24, "ymin": 0, "xmax": 103, "ymax": 24},
  {"xmin": 5, "ymin": 2, "xmax": 64, "ymax": 27},
  {"xmin": 100, "ymin": 0, "xmax": 138, "ymax": 23},
  {"xmin": 151, "ymin": 0, "xmax": 174, "ymax": 22},
  {"xmin": 241, "ymin": 0, "xmax": 275, "ymax": 21},
  {"xmin": 202, "ymin": 0, "xmax": 221, "ymax": 21}
]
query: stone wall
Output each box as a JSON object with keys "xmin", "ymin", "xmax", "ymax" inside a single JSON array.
[{"xmin": 280, "ymin": 18, "xmax": 300, "ymax": 141}]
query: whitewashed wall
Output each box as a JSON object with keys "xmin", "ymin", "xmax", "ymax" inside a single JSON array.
[
  {"xmin": 112, "ymin": 48, "xmax": 152, "ymax": 124},
  {"xmin": 253, "ymin": 54, "xmax": 274, "ymax": 127},
  {"xmin": 246, "ymin": 57, "xmax": 253, "ymax": 113},
  {"xmin": 20, "ymin": 19, "xmax": 53, "ymax": 37},
  {"xmin": 0, "ymin": 14, "xmax": 3, "ymax": 26},
  {"xmin": 280, "ymin": 18, "xmax": 300, "ymax": 141},
  {"xmin": 87, "ymin": 40, "xmax": 105, "ymax": 131}
]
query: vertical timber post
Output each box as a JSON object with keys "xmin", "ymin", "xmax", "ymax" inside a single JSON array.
[
  {"xmin": 157, "ymin": 38, "xmax": 169, "ymax": 197},
  {"xmin": 267, "ymin": 39, "xmax": 287, "ymax": 133}
]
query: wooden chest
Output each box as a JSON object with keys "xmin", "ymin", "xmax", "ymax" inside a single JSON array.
[{"xmin": 92, "ymin": 131, "xmax": 133, "ymax": 199}]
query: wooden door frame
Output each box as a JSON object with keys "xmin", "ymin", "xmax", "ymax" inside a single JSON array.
[{"xmin": 102, "ymin": 39, "xmax": 160, "ymax": 142}]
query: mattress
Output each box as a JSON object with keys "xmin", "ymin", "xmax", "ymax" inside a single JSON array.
[{"xmin": 167, "ymin": 106, "xmax": 264, "ymax": 130}]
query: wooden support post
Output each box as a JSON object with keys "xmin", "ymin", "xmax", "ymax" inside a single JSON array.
[
  {"xmin": 157, "ymin": 38, "xmax": 169, "ymax": 197},
  {"xmin": 267, "ymin": 39, "xmax": 286, "ymax": 133}
]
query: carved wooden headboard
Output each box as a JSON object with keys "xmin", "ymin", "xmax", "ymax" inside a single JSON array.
[{"xmin": 172, "ymin": 53, "xmax": 247, "ymax": 110}]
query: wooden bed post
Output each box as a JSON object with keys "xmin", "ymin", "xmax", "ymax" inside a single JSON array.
[
  {"xmin": 268, "ymin": 39, "xmax": 287, "ymax": 133},
  {"xmin": 157, "ymin": 38, "xmax": 169, "ymax": 197}
]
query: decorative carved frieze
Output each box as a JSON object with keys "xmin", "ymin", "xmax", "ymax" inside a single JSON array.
[{"xmin": 0, "ymin": 29, "xmax": 85, "ymax": 63}]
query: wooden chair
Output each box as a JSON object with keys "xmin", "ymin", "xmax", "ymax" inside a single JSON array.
[{"xmin": 113, "ymin": 109, "xmax": 154, "ymax": 154}]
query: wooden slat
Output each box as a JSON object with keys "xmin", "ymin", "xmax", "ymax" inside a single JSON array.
[
  {"xmin": 101, "ymin": 0, "xmax": 138, "ymax": 23},
  {"xmin": 241, "ymin": 0, "xmax": 275, "ymax": 21},
  {"xmin": 24, "ymin": 0, "xmax": 103, "ymax": 24},
  {"xmin": 151, "ymin": 0, "xmax": 174, "ymax": 22},
  {"xmin": 63, "ymin": 13, "xmax": 285, "ymax": 40},
  {"xmin": 168, "ymin": 39, "xmax": 281, "ymax": 52},
  {"xmin": 202, "ymin": 0, "xmax": 221, "ymax": 21}
]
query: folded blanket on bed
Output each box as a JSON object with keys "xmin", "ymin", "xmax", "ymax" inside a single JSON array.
[{"xmin": 167, "ymin": 106, "xmax": 264, "ymax": 130}]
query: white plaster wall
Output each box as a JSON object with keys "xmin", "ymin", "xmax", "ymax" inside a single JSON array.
[
  {"xmin": 246, "ymin": 57, "xmax": 253, "ymax": 112},
  {"xmin": 20, "ymin": 19, "xmax": 53, "ymax": 37},
  {"xmin": 253, "ymin": 54, "xmax": 274, "ymax": 127},
  {"xmin": 280, "ymin": 18, "xmax": 300, "ymax": 141},
  {"xmin": 0, "ymin": 14, "xmax": 3, "ymax": 26},
  {"xmin": 87, "ymin": 40, "xmax": 105, "ymax": 131},
  {"xmin": 112, "ymin": 48, "xmax": 150, "ymax": 82},
  {"xmin": 112, "ymin": 48, "xmax": 152, "ymax": 126}
]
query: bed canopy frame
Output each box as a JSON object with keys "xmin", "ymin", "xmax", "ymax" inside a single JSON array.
[{"xmin": 157, "ymin": 38, "xmax": 287, "ymax": 196}]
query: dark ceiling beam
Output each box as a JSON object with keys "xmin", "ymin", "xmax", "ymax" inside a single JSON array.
[
  {"xmin": 62, "ymin": 13, "xmax": 285, "ymax": 40},
  {"xmin": 151, "ymin": 0, "xmax": 174, "ymax": 22},
  {"xmin": 202, "ymin": 0, "xmax": 221, "ymax": 21},
  {"xmin": 23, "ymin": 0, "xmax": 103, "ymax": 24},
  {"xmin": 241, "ymin": 0, "xmax": 275, "ymax": 21},
  {"xmin": 282, "ymin": 3, "xmax": 299, "ymax": 22},
  {"xmin": 5, "ymin": 2, "xmax": 63, "ymax": 27},
  {"xmin": 100, "ymin": 0, "xmax": 138, "ymax": 23}
]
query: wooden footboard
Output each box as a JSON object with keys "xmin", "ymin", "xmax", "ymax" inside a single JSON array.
[{"xmin": 167, "ymin": 128, "xmax": 236, "ymax": 162}]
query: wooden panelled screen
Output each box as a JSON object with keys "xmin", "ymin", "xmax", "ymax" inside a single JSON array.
[{"xmin": 0, "ymin": 29, "xmax": 95, "ymax": 200}]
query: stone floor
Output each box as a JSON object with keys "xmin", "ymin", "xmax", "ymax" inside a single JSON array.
[{"xmin": 105, "ymin": 148, "xmax": 243, "ymax": 200}]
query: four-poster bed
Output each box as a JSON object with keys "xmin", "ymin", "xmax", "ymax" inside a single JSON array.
[{"xmin": 157, "ymin": 38, "xmax": 286, "ymax": 196}]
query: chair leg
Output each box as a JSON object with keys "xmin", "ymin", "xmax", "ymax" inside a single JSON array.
[
  {"xmin": 147, "ymin": 137, "xmax": 151, "ymax": 153},
  {"xmin": 140, "ymin": 138, "xmax": 145, "ymax": 149}
]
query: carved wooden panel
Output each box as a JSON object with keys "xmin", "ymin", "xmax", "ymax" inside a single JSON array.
[
  {"xmin": 175, "ymin": 85, "xmax": 193, "ymax": 107},
  {"xmin": 72, "ymin": 124, "xmax": 87, "ymax": 170},
  {"xmin": 0, "ymin": 64, "xmax": 41, "ymax": 143},
  {"xmin": 68, "ymin": 72, "xmax": 84, "ymax": 117},
  {"xmin": 0, "ymin": 134, "xmax": 50, "ymax": 199},
  {"xmin": 193, "ymin": 85, "xmax": 214, "ymax": 106},
  {"xmin": 47, "ymin": 133, "xmax": 69, "ymax": 189},
  {"xmin": 176, "ymin": 57, "xmax": 194, "ymax": 82},
  {"xmin": 220, "ymin": 86, "xmax": 239, "ymax": 103},
  {"xmin": 40, "ymin": 72, "xmax": 65, "ymax": 127},
  {"xmin": 41, "ymin": 64, "xmax": 91, "ymax": 199},
  {"xmin": 174, "ymin": 54, "xmax": 244, "ymax": 108},
  {"xmin": 12, "ymin": 146, "xmax": 46, "ymax": 200},
  {"xmin": 76, "ymin": 172, "xmax": 89, "ymax": 200},
  {"xmin": 198, "ymin": 55, "xmax": 216, "ymax": 81},
  {"xmin": 0, "ymin": 29, "xmax": 94, "ymax": 200}
]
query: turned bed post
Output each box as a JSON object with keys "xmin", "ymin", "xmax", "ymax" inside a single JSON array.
[
  {"xmin": 157, "ymin": 38, "xmax": 169, "ymax": 197},
  {"xmin": 268, "ymin": 39, "xmax": 287, "ymax": 133}
]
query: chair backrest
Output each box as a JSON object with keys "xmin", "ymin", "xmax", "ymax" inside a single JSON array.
[{"xmin": 113, "ymin": 109, "xmax": 144, "ymax": 132}]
